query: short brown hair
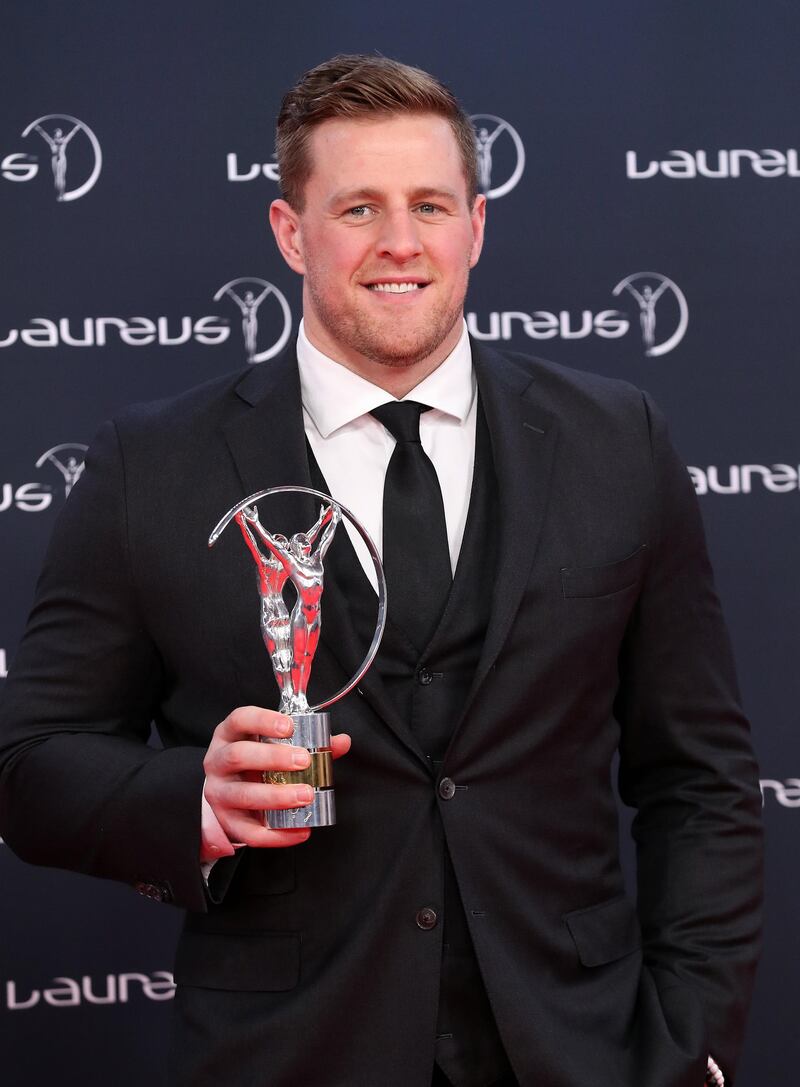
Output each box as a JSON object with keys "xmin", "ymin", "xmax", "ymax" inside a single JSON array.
[{"xmin": 276, "ymin": 54, "xmax": 478, "ymax": 210}]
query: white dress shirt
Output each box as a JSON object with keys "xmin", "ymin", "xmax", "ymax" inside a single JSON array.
[{"xmin": 297, "ymin": 318, "xmax": 478, "ymax": 590}]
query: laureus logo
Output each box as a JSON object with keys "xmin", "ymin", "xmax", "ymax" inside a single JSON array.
[
  {"xmin": 1, "ymin": 443, "xmax": 87, "ymax": 514},
  {"xmin": 36, "ymin": 444, "xmax": 88, "ymax": 498},
  {"xmin": 1, "ymin": 115, "xmax": 103, "ymax": 201},
  {"xmin": 761, "ymin": 779, "xmax": 800, "ymax": 808},
  {"xmin": 468, "ymin": 271, "xmax": 688, "ymax": 358},
  {"xmin": 5, "ymin": 970, "xmax": 175, "ymax": 1010},
  {"xmin": 611, "ymin": 273, "xmax": 688, "ymax": 357},
  {"xmin": 689, "ymin": 464, "xmax": 800, "ymax": 496},
  {"xmin": 627, "ymin": 148, "xmax": 800, "ymax": 180},
  {"xmin": 469, "ymin": 115, "xmax": 525, "ymax": 199},
  {"xmin": 226, "ymin": 152, "xmax": 280, "ymax": 183},
  {"xmin": 213, "ymin": 278, "xmax": 292, "ymax": 364}
]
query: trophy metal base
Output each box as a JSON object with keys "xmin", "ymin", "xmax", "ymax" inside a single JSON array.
[
  {"xmin": 267, "ymin": 788, "xmax": 336, "ymax": 829},
  {"xmin": 263, "ymin": 711, "xmax": 336, "ymax": 829}
]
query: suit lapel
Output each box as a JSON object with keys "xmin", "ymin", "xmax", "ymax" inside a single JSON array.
[
  {"xmin": 460, "ymin": 341, "xmax": 559, "ymax": 718},
  {"xmin": 222, "ymin": 348, "xmax": 313, "ymax": 509}
]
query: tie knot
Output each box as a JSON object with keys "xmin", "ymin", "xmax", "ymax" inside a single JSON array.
[{"xmin": 371, "ymin": 400, "xmax": 430, "ymax": 444}]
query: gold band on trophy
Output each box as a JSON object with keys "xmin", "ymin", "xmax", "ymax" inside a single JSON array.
[{"xmin": 265, "ymin": 750, "xmax": 334, "ymax": 789}]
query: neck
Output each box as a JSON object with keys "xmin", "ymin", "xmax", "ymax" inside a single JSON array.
[{"xmin": 302, "ymin": 319, "xmax": 463, "ymax": 399}]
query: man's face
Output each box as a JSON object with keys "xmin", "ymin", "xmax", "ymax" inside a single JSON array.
[{"xmin": 270, "ymin": 114, "xmax": 485, "ymax": 381}]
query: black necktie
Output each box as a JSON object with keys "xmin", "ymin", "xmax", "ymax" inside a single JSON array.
[{"xmin": 371, "ymin": 401, "xmax": 452, "ymax": 652}]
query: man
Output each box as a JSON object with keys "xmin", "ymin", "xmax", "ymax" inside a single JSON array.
[{"xmin": 0, "ymin": 55, "xmax": 762, "ymax": 1087}]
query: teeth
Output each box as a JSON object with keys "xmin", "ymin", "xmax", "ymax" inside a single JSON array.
[{"xmin": 368, "ymin": 282, "xmax": 421, "ymax": 293}]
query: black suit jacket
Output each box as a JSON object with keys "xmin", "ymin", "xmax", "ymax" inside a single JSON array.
[{"xmin": 0, "ymin": 343, "xmax": 763, "ymax": 1087}]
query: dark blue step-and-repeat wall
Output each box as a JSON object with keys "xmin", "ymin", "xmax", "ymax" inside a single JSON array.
[{"xmin": 1, "ymin": 4, "xmax": 796, "ymax": 1083}]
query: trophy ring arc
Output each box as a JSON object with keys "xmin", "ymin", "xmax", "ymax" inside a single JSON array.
[{"xmin": 209, "ymin": 486, "xmax": 386, "ymax": 829}]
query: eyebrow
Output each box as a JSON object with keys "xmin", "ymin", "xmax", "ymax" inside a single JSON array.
[{"xmin": 329, "ymin": 187, "xmax": 461, "ymax": 207}]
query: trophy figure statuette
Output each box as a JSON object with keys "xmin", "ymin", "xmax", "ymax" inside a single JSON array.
[{"xmin": 209, "ymin": 486, "xmax": 386, "ymax": 829}]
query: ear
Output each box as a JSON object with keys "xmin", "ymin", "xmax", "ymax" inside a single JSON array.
[
  {"xmin": 468, "ymin": 193, "xmax": 487, "ymax": 269},
  {"xmin": 269, "ymin": 199, "xmax": 306, "ymax": 275}
]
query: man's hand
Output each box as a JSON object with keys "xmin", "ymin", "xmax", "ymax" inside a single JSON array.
[{"xmin": 202, "ymin": 706, "xmax": 351, "ymax": 855}]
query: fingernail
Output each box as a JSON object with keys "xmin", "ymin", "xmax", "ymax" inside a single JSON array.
[
  {"xmin": 295, "ymin": 786, "xmax": 314, "ymax": 804},
  {"xmin": 292, "ymin": 749, "xmax": 310, "ymax": 768},
  {"xmin": 277, "ymin": 718, "xmax": 293, "ymax": 736}
]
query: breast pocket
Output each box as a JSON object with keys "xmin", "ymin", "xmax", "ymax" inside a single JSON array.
[{"xmin": 561, "ymin": 544, "xmax": 648, "ymax": 599}]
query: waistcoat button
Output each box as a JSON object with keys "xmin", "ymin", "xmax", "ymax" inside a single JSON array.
[
  {"xmin": 416, "ymin": 907, "xmax": 438, "ymax": 930},
  {"xmin": 438, "ymin": 777, "xmax": 456, "ymax": 800}
]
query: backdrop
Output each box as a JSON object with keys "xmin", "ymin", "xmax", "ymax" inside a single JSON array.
[{"xmin": 1, "ymin": 3, "xmax": 796, "ymax": 1083}]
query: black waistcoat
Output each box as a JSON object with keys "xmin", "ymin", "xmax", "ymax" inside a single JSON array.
[{"xmin": 309, "ymin": 401, "xmax": 512, "ymax": 1087}]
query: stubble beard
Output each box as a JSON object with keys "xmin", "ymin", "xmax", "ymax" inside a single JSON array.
[{"xmin": 305, "ymin": 267, "xmax": 470, "ymax": 371}]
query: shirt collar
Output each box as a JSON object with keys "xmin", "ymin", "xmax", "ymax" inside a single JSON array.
[{"xmin": 297, "ymin": 319, "xmax": 474, "ymax": 439}]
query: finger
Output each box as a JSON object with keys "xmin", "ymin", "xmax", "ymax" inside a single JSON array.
[
  {"xmin": 221, "ymin": 813, "xmax": 312, "ymax": 849},
  {"xmin": 330, "ymin": 733, "xmax": 351, "ymax": 760},
  {"xmin": 216, "ymin": 706, "xmax": 294, "ymax": 742},
  {"xmin": 208, "ymin": 781, "xmax": 314, "ymax": 814},
  {"xmin": 207, "ymin": 739, "xmax": 311, "ymax": 777}
]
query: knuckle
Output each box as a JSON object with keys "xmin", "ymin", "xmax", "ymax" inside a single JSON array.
[
  {"xmin": 232, "ymin": 782, "xmax": 259, "ymax": 809},
  {"xmin": 224, "ymin": 705, "xmax": 259, "ymax": 733},
  {"xmin": 203, "ymin": 783, "xmax": 221, "ymax": 810},
  {"xmin": 212, "ymin": 781, "xmax": 243, "ymax": 813},
  {"xmin": 221, "ymin": 744, "xmax": 245, "ymax": 772}
]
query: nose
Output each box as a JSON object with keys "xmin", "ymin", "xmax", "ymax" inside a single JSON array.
[{"xmin": 376, "ymin": 209, "xmax": 423, "ymax": 263}]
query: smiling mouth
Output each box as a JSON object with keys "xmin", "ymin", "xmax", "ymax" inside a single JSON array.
[{"xmin": 366, "ymin": 282, "xmax": 428, "ymax": 294}]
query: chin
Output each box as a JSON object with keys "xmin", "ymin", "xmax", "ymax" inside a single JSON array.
[
  {"xmin": 362, "ymin": 342, "xmax": 444, "ymax": 370},
  {"xmin": 357, "ymin": 319, "xmax": 461, "ymax": 370}
]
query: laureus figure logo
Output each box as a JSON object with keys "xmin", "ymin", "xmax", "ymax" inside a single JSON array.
[
  {"xmin": 36, "ymin": 444, "xmax": 88, "ymax": 498},
  {"xmin": 213, "ymin": 278, "xmax": 292, "ymax": 364},
  {"xmin": 612, "ymin": 272, "xmax": 689, "ymax": 357},
  {"xmin": 21, "ymin": 115, "xmax": 102, "ymax": 202},
  {"xmin": 469, "ymin": 114, "xmax": 525, "ymax": 199}
]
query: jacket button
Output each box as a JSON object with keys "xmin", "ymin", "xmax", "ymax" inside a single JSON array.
[
  {"xmin": 417, "ymin": 668, "xmax": 433, "ymax": 685},
  {"xmin": 416, "ymin": 907, "xmax": 438, "ymax": 930},
  {"xmin": 438, "ymin": 777, "xmax": 456, "ymax": 800},
  {"xmin": 134, "ymin": 879, "xmax": 173, "ymax": 904}
]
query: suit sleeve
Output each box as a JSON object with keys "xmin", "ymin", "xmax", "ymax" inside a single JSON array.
[
  {"xmin": 0, "ymin": 420, "xmax": 209, "ymax": 911},
  {"xmin": 615, "ymin": 393, "xmax": 763, "ymax": 1082}
]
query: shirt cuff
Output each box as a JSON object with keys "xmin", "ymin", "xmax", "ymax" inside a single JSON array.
[{"xmin": 200, "ymin": 780, "xmax": 237, "ymax": 867}]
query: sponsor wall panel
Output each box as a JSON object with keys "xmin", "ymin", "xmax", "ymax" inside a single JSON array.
[
  {"xmin": 0, "ymin": 849, "xmax": 181, "ymax": 1082},
  {"xmin": 1, "ymin": 3, "xmax": 797, "ymax": 1082}
]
